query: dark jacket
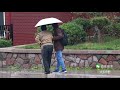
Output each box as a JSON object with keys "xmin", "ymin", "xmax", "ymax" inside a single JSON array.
[{"xmin": 53, "ymin": 28, "xmax": 64, "ymax": 51}]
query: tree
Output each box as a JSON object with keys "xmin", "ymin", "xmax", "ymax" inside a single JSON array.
[{"xmin": 90, "ymin": 17, "xmax": 111, "ymax": 43}]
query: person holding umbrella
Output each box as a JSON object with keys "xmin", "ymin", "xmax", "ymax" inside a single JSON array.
[
  {"xmin": 35, "ymin": 25, "xmax": 53, "ymax": 74},
  {"xmin": 35, "ymin": 17, "xmax": 66, "ymax": 74},
  {"xmin": 52, "ymin": 23, "xmax": 67, "ymax": 73}
]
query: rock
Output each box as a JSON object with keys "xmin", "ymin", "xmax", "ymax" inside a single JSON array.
[
  {"xmin": 6, "ymin": 58, "xmax": 15, "ymax": 65},
  {"xmin": 90, "ymin": 62, "xmax": 97, "ymax": 68},
  {"xmin": 28, "ymin": 54, "xmax": 35, "ymax": 59},
  {"xmin": 93, "ymin": 56, "xmax": 98, "ymax": 62},
  {"xmin": 20, "ymin": 54, "xmax": 27, "ymax": 60},
  {"xmin": 116, "ymin": 55, "xmax": 120, "ymax": 60},
  {"xmin": 23, "ymin": 60, "xmax": 30, "ymax": 64},
  {"xmin": 106, "ymin": 55, "xmax": 116, "ymax": 61},
  {"xmin": 70, "ymin": 63, "xmax": 77, "ymax": 67},
  {"xmin": 12, "ymin": 54, "xmax": 17, "ymax": 59},
  {"xmin": 65, "ymin": 61, "xmax": 70, "ymax": 67},
  {"xmin": 79, "ymin": 60, "xmax": 84, "ymax": 68},
  {"xmin": 96, "ymin": 55, "xmax": 102, "ymax": 60},
  {"xmin": 29, "ymin": 58, "xmax": 35, "ymax": 64},
  {"xmin": 0, "ymin": 53, "xmax": 4, "ymax": 61},
  {"xmin": 14, "ymin": 61, "xmax": 21, "ymax": 67},
  {"xmin": 102, "ymin": 55, "xmax": 108, "ymax": 59},
  {"xmin": 108, "ymin": 61, "xmax": 113, "ymax": 65},
  {"xmin": 1, "ymin": 53, "xmax": 7, "ymax": 59},
  {"xmin": 3, "ymin": 61, "xmax": 6, "ymax": 66},
  {"xmin": 85, "ymin": 60, "xmax": 89, "ymax": 67},
  {"xmin": 76, "ymin": 58, "xmax": 80, "ymax": 63},
  {"xmin": 65, "ymin": 56, "xmax": 75, "ymax": 62},
  {"xmin": 16, "ymin": 58, "xmax": 24, "ymax": 65},
  {"xmin": 6, "ymin": 53, "xmax": 12, "ymax": 59},
  {"xmin": 53, "ymin": 62, "xmax": 57, "ymax": 66},
  {"xmin": 0, "ymin": 61, "xmax": 3, "ymax": 67},
  {"xmin": 88, "ymin": 56, "xmax": 93, "ymax": 65},
  {"xmin": 99, "ymin": 58, "xmax": 107, "ymax": 65},
  {"xmin": 79, "ymin": 55, "xmax": 88, "ymax": 60},
  {"xmin": 34, "ymin": 55, "xmax": 41, "ymax": 64},
  {"xmin": 22, "ymin": 64, "xmax": 31, "ymax": 69},
  {"xmin": 113, "ymin": 61, "xmax": 120, "ymax": 69}
]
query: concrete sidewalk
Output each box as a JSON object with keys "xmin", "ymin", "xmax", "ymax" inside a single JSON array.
[{"xmin": 0, "ymin": 71, "xmax": 120, "ymax": 78}]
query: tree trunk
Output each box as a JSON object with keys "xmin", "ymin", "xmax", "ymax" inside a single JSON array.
[{"xmin": 94, "ymin": 26, "xmax": 101, "ymax": 43}]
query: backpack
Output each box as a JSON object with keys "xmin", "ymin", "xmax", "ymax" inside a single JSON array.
[{"xmin": 60, "ymin": 29, "xmax": 68, "ymax": 46}]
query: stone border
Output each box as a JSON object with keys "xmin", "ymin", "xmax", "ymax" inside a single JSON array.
[
  {"xmin": 0, "ymin": 47, "xmax": 120, "ymax": 69},
  {"xmin": 0, "ymin": 48, "xmax": 120, "ymax": 54}
]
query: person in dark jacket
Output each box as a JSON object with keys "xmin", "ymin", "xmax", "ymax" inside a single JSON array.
[{"xmin": 52, "ymin": 23, "xmax": 67, "ymax": 73}]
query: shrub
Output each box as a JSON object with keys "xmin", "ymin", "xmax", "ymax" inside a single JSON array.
[
  {"xmin": 0, "ymin": 39, "xmax": 12, "ymax": 48},
  {"xmin": 112, "ymin": 23, "xmax": 120, "ymax": 37},
  {"xmin": 113, "ymin": 23, "xmax": 120, "ymax": 30},
  {"xmin": 104, "ymin": 23, "xmax": 120, "ymax": 37},
  {"xmin": 36, "ymin": 25, "xmax": 53, "ymax": 34},
  {"xmin": 90, "ymin": 17, "xmax": 111, "ymax": 43},
  {"xmin": 90, "ymin": 16, "xmax": 111, "ymax": 29},
  {"xmin": 72, "ymin": 18, "xmax": 91, "ymax": 30},
  {"xmin": 47, "ymin": 25, "xmax": 54, "ymax": 33},
  {"xmin": 60, "ymin": 22, "xmax": 86, "ymax": 45}
]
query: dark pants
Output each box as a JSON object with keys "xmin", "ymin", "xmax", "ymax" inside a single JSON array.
[{"xmin": 41, "ymin": 45, "xmax": 53, "ymax": 74}]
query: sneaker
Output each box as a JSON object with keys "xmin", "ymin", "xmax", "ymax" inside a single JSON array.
[
  {"xmin": 60, "ymin": 69, "xmax": 67, "ymax": 73},
  {"xmin": 53, "ymin": 69, "xmax": 60, "ymax": 72},
  {"xmin": 45, "ymin": 71, "xmax": 51, "ymax": 74}
]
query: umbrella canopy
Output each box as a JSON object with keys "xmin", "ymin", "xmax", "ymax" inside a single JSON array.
[{"xmin": 35, "ymin": 17, "xmax": 63, "ymax": 27}]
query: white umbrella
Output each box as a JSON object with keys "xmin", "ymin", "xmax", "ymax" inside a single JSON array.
[{"xmin": 35, "ymin": 17, "xmax": 63, "ymax": 27}]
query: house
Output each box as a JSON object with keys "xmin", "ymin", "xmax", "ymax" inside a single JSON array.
[{"xmin": 0, "ymin": 12, "xmax": 73, "ymax": 46}]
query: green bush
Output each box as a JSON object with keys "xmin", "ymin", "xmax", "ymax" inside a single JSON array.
[
  {"xmin": 36, "ymin": 25, "xmax": 53, "ymax": 34},
  {"xmin": 60, "ymin": 22, "xmax": 86, "ymax": 45},
  {"xmin": 90, "ymin": 16, "xmax": 111, "ymax": 29},
  {"xmin": 90, "ymin": 17, "xmax": 111, "ymax": 43},
  {"xmin": 0, "ymin": 39, "xmax": 12, "ymax": 48},
  {"xmin": 112, "ymin": 23, "xmax": 120, "ymax": 37},
  {"xmin": 72, "ymin": 18, "xmax": 91, "ymax": 30},
  {"xmin": 47, "ymin": 25, "xmax": 54, "ymax": 33},
  {"xmin": 113, "ymin": 23, "xmax": 120, "ymax": 30},
  {"xmin": 104, "ymin": 23, "xmax": 120, "ymax": 37}
]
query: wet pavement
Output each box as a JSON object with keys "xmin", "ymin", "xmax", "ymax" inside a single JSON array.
[{"xmin": 0, "ymin": 69, "xmax": 120, "ymax": 78}]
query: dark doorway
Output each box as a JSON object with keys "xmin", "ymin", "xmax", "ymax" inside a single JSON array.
[{"xmin": 0, "ymin": 12, "xmax": 4, "ymax": 25}]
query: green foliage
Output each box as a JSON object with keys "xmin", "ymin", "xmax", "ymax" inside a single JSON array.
[
  {"xmin": 104, "ymin": 23, "xmax": 120, "ymax": 37},
  {"xmin": 113, "ymin": 17, "xmax": 120, "ymax": 23},
  {"xmin": 90, "ymin": 17, "xmax": 111, "ymax": 28},
  {"xmin": 0, "ymin": 39, "xmax": 12, "ymax": 48},
  {"xmin": 60, "ymin": 22, "xmax": 87, "ymax": 45},
  {"xmin": 7, "ymin": 65, "xmax": 21, "ymax": 71},
  {"xmin": 104, "ymin": 23, "xmax": 113, "ymax": 32},
  {"xmin": 46, "ymin": 25, "xmax": 54, "ymax": 33},
  {"xmin": 113, "ymin": 23, "xmax": 120, "ymax": 30},
  {"xmin": 113, "ymin": 23, "xmax": 120, "ymax": 37},
  {"xmin": 35, "ymin": 25, "xmax": 53, "ymax": 35},
  {"xmin": 72, "ymin": 17, "xmax": 91, "ymax": 30}
]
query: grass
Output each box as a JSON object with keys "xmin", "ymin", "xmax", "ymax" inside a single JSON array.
[
  {"xmin": 65, "ymin": 39, "xmax": 120, "ymax": 50},
  {"xmin": 20, "ymin": 37, "xmax": 120, "ymax": 50},
  {"xmin": 20, "ymin": 43, "xmax": 40, "ymax": 49}
]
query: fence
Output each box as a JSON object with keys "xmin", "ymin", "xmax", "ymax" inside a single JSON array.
[{"xmin": 0, "ymin": 24, "xmax": 13, "ymax": 45}]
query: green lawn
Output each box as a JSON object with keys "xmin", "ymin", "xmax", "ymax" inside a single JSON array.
[
  {"xmin": 20, "ymin": 38, "xmax": 120, "ymax": 50},
  {"xmin": 65, "ymin": 39, "xmax": 120, "ymax": 50}
]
